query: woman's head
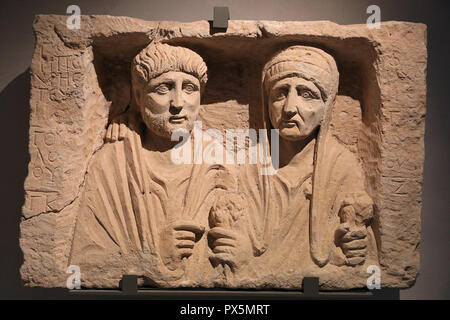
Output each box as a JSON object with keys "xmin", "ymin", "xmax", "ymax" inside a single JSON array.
[{"xmin": 263, "ymin": 46, "xmax": 339, "ymax": 141}]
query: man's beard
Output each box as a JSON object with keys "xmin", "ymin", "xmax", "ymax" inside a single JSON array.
[{"xmin": 143, "ymin": 113, "xmax": 194, "ymax": 140}]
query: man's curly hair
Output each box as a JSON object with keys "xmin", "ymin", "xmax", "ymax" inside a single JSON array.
[{"xmin": 131, "ymin": 42, "xmax": 208, "ymax": 88}]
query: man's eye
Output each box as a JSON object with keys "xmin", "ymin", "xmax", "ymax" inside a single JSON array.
[
  {"xmin": 155, "ymin": 84, "xmax": 170, "ymax": 94},
  {"xmin": 183, "ymin": 83, "xmax": 198, "ymax": 93}
]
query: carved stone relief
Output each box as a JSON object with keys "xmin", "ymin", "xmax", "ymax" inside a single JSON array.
[{"xmin": 20, "ymin": 16, "xmax": 427, "ymax": 290}]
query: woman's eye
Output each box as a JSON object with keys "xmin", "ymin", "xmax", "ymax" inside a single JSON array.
[
  {"xmin": 273, "ymin": 90, "xmax": 286, "ymax": 101},
  {"xmin": 183, "ymin": 83, "xmax": 197, "ymax": 93},
  {"xmin": 155, "ymin": 84, "xmax": 170, "ymax": 94},
  {"xmin": 299, "ymin": 89, "xmax": 318, "ymax": 99}
]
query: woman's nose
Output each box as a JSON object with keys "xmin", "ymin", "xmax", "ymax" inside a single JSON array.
[{"xmin": 282, "ymin": 89, "xmax": 299, "ymax": 117}]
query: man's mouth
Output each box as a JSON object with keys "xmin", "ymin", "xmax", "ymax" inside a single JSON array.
[{"xmin": 169, "ymin": 115, "xmax": 187, "ymax": 124}]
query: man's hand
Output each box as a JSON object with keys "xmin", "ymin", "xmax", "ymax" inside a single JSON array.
[
  {"xmin": 105, "ymin": 113, "xmax": 129, "ymax": 142},
  {"xmin": 208, "ymin": 226, "xmax": 252, "ymax": 272},
  {"xmin": 336, "ymin": 222, "xmax": 368, "ymax": 267},
  {"xmin": 160, "ymin": 220, "xmax": 205, "ymax": 270},
  {"xmin": 105, "ymin": 111, "xmax": 141, "ymax": 142}
]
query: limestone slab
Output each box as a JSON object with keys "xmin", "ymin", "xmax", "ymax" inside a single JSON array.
[{"xmin": 20, "ymin": 15, "xmax": 427, "ymax": 290}]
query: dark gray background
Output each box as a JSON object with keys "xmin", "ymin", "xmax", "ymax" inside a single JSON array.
[{"xmin": 0, "ymin": 0, "xmax": 448, "ymax": 300}]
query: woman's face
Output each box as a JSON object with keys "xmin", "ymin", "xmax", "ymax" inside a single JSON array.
[
  {"xmin": 135, "ymin": 71, "xmax": 201, "ymax": 139},
  {"xmin": 268, "ymin": 76, "xmax": 326, "ymax": 141}
]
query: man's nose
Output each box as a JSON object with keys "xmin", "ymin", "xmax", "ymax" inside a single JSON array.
[
  {"xmin": 282, "ymin": 89, "xmax": 299, "ymax": 118},
  {"xmin": 170, "ymin": 87, "xmax": 184, "ymax": 112}
]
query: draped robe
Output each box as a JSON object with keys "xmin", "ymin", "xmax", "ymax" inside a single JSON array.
[
  {"xmin": 69, "ymin": 125, "xmax": 378, "ymax": 288},
  {"xmin": 235, "ymin": 136, "xmax": 379, "ymax": 285},
  {"xmin": 69, "ymin": 128, "xmax": 236, "ymax": 287}
]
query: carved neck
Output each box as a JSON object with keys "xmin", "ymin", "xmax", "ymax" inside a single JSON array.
[
  {"xmin": 142, "ymin": 128, "xmax": 193, "ymax": 176},
  {"xmin": 279, "ymin": 134, "xmax": 316, "ymax": 168},
  {"xmin": 143, "ymin": 128, "xmax": 181, "ymax": 153}
]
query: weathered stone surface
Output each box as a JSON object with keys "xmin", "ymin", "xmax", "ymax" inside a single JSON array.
[{"xmin": 20, "ymin": 15, "xmax": 426, "ymax": 290}]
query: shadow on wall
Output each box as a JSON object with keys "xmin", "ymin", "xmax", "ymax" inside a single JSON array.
[{"xmin": 0, "ymin": 69, "xmax": 67, "ymax": 299}]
